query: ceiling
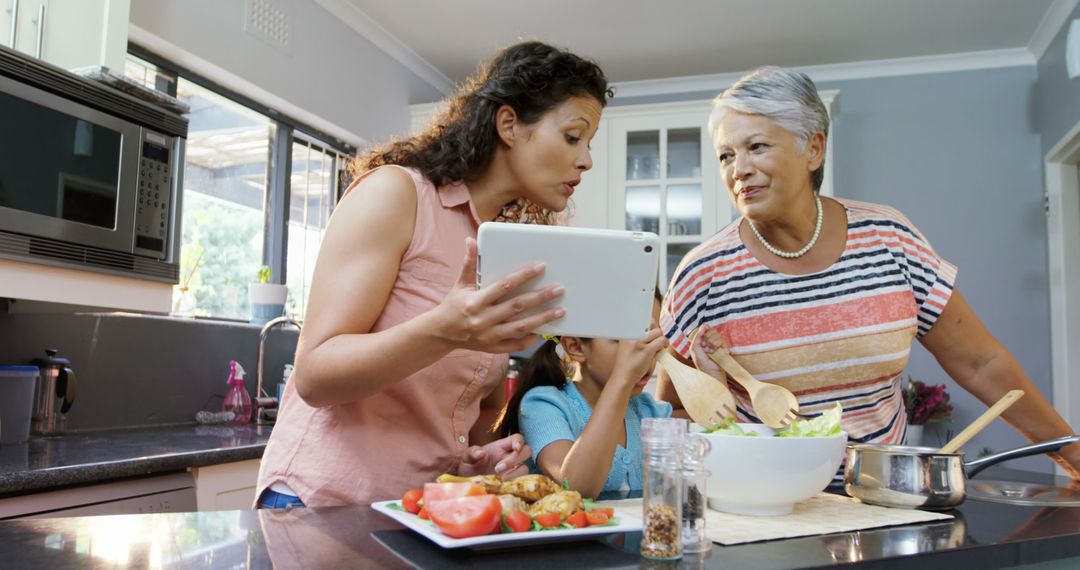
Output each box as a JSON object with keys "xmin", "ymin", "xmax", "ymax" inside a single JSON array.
[{"xmin": 331, "ymin": 0, "xmax": 1063, "ymax": 92}]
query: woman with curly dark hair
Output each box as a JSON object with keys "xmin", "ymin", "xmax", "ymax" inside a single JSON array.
[{"xmin": 256, "ymin": 41, "xmax": 613, "ymax": 508}]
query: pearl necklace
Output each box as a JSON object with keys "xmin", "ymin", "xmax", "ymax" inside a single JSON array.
[{"xmin": 748, "ymin": 194, "xmax": 823, "ymax": 259}]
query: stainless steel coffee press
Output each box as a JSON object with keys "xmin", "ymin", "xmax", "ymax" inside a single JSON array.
[{"xmin": 30, "ymin": 348, "xmax": 77, "ymax": 435}]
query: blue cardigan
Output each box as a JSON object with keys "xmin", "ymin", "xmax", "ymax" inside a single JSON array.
[{"xmin": 518, "ymin": 382, "xmax": 673, "ymax": 493}]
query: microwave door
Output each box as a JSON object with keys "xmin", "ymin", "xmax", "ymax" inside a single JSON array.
[{"xmin": 0, "ymin": 73, "xmax": 141, "ymax": 254}]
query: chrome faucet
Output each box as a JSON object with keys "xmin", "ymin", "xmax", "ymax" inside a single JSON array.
[{"xmin": 256, "ymin": 316, "xmax": 302, "ymax": 425}]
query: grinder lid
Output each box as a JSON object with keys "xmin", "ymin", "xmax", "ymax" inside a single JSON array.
[{"xmin": 30, "ymin": 348, "xmax": 70, "ymax": 367}]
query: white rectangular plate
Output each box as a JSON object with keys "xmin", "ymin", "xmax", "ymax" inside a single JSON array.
[{"xmin": 371, "ymin": 500, "xmax": 642, "ymax": 550}]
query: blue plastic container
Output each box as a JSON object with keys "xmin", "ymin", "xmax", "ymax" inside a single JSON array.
[{"xmin": 0, "ymin": 366, "xmax": 39, "ymax": 444}]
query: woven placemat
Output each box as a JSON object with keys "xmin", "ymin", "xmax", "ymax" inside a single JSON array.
[{"xmin": 597, "ymin": 493, "xmax": 953, "ymax": 545}]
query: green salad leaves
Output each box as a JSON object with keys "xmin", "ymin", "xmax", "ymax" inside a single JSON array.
[
  {"xmin": 775, "ymin": 403, "xmax": 843, "ymax": 437},
  {"xmin": 703, "ymin": 403, "xmax": 843, "ymax": 438},
  {"xmin": 702, "ymin": 417, "xmax": 758, "ymax": 436}
]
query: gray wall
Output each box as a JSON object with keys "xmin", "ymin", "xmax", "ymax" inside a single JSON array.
[
  {"xmin": 0, "ymin": 313, "xmax": 298, "ymax": 431},
  {"xmin": 129, "ymin": 0, "xmax": 443, "ymax": 144},
  {"xmin": 614, "ymin": 65, "xmax": 1058, "ymax": 472},
  {"xmin": 1035, "ymin": 3, "xmax": 1080, "ymax": 156},
  {"xmin": 821, "ymin": 67, "xmax": 1051, "ymax": 471}
]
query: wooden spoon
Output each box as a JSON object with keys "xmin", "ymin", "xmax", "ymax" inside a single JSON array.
[
  {"xmin": 706, "ymin": 344, "xmax": 800, "ymax": 429},
  {"xmin": 938, "ymin": 389, "xmax": 1024, "ymax": 454},
  {"xmin": 655, "ymin": 350, "xmax": 737, "ymax": 429}
]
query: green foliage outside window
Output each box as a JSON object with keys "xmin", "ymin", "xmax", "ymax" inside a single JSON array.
[{"xmin": 175, "ymin": 192, "xmax": 263, "ymax": 319}]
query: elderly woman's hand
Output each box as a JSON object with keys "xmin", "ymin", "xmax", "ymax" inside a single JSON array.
[{"xmin": 689, "ymin": 324, "xmax": 727, "ymax": 380}]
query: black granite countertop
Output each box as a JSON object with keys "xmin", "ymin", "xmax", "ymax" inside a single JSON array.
[
  {"xmin": 0, "ymin": 468, "xmax": 1078, "ymax": 569},
  {"xmin": 0, "ymin": 424, "xmax": 271, "ymax": 496}
]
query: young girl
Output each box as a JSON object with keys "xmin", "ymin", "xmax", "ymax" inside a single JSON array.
[
  {"xmin": 495, "ymin": 294, "xmax": 670, "ymax": 498},
  {"xmin": 256, "ymin": 42, "xmax": 613, "ymax": 508}
]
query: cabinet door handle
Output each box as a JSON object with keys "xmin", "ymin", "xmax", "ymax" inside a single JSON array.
[
  {"xmin": 7, "ymin": 0, "xmax": 18, "ymax": 49},
  {"xmin": 33, "ymin": 1, "xmax": 43, "ymax": 58}
]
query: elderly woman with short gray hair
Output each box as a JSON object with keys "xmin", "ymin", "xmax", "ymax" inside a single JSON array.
[{"xmin": 658, "ymin": 66, "xmax": 1080, "ymax": 482}]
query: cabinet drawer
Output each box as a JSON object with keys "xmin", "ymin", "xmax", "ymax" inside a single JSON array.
[{"xmin": 0, "ymin": 471, "xmax": 195, "ymax": 520}]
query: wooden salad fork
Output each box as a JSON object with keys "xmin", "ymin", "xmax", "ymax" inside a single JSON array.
[
  {"xmin": 703, "ymin": 334, "xmax": 800, "ymax": 429},
  {"xmin": 778, "ymin": 410, "xmax": 809, "ymax": 427},
  {"xmin": 655, "ymin": 350, "xmax": 737, "ymax": 429}
]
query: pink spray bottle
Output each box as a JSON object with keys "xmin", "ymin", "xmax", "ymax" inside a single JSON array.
[{"xmin": 222, "ymin": 360, "xmax": 252, "ymax": 425}]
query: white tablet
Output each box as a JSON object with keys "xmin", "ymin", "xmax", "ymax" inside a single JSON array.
[{"xmin": 476, "ymin": 222, "xmax": 660, "ymax": 340}]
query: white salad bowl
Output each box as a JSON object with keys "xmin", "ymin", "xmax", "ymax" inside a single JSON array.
[{"xmin": 696, "ymin": 423, "xmax": 847, "ymax": 516}]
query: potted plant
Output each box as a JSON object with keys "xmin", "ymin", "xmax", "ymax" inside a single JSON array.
[
  {"xmin": 248, "ymin": 265, "xmax": 288, "ymax": 325},
  {"xmin": 172, "ymin": 247, "xmax": 204, "ymax": 317},
  {"xmin": 902, "ymin": 377, "xmax": 953, "ymax": 446}
]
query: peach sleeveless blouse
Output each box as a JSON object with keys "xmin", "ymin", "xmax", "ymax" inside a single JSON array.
[{"xmin": 256, "ymin": 165, "xmax": 505, "ymax": 506}]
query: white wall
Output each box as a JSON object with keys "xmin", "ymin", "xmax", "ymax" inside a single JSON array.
[{"xmin": 129, "ymin": 0, "xmax": 443, "ymax": 146}]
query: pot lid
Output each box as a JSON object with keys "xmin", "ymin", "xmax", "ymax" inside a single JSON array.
[{"xmin": 967, "ymin": 479, "xmax": 1080, "ymax": 507}]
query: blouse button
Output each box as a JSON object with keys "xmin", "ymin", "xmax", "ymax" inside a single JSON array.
[
  {"xmin": 622, "ymin": 455, "xmax": 631, "ymax": 465},
  {"xmin": 458, "ymin": 435, "xmax": 467, "ymax": 444}
]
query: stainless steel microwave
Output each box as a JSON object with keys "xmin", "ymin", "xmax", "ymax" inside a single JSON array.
[{"xmin": 0, "ymin": 45, "xmax": 186, "ymax": 283}]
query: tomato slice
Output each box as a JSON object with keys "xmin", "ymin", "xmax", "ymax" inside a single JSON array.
[
  {"xmin": 533, "ymin": 512, "xmax": 561, "ymax": 528},
  {"xmin": 425, "ymin": 495, "xmax": 502, "ymax": 538},
  {"xmin": 401, "ymin": 488, "xmax": 423, "ymax": 514},
  {"xmin": 588, "ymin": 507, "xmax": 614, "ymax": 518},
  {"xmin": 585, "ymin": 510, "xmax": 610, "ymax": 526},
  {"xmin": 422, "ymin": 482, "xmax": 486, "ymax": 505},
  {"xmin": 566, "ymin": 510, "xmax": 587, "ymax": 528},
  {"xmin": 504, "ymin": 509, "xmax": 531, "ymax": 533},
  {"xmin": 417, "ymin": 507, "xmax": 430, "ymax": 520}
]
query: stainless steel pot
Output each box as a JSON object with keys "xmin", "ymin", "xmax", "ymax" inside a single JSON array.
[{"xmin": 843, "ymin": 435, "xmax": 1080, "ymax": 509}]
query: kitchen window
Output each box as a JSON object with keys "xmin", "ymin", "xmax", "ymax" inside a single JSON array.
[
  {"xmin": 124, "ymin": 52, "xmax": 354, "ymax": 321},
  {"xmin": 287, "ymin": 137, "xmax": 348, "ymax": 318}
]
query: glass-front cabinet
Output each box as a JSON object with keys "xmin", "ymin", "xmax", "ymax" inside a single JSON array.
[{"xmin": 605, "ymin": 102, "xmax": 728, "ymax": 292}]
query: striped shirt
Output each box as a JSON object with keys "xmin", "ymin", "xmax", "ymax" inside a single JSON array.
[{"xmin": 660, "ymin": 198, "xmax": 957, "ymax": 455}]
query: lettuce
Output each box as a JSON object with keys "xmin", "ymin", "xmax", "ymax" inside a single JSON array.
[
  {"xmin": 775, "ymin": 403, "xmax": 843, "ymax": 438},
  {"xmin": 702, "ymin": 404, "xmax": 844, "ymax": 438},
  {"xmin": 702, "ymin": 417, "xmax": 758, "ymax": 436}
]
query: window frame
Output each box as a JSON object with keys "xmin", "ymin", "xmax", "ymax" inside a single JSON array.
[
  {"xmin": 128, "ymin": 44, "xmax": 355, "ymax": 317},
  {"xmin": 286, "ymin": 133, "xmax": 349, "ymax": 318}
]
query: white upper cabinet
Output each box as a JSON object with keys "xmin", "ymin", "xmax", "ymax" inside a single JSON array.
[
  {"xmin": 580, "ymin": 101, "xmax": 724, "ymax": 291},
  {"xmin": 582, "ymin": 94, "xmax": 839, "ymax": 290},
  {"xmin": 1, "ymin": 0, "xmax": 45, "ymax": 57},
  {"xmin": 2, "ymin": 0, "xmax": 130, "ymax": 71}
]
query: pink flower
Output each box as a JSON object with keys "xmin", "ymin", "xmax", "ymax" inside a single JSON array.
[{"xmin": 904, "ymin": 378, "xmax": 953, "ymax": 426}]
